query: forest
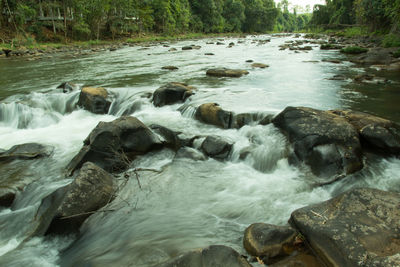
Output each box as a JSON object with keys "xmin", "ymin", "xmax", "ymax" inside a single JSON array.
[
  {"xmin": 0, "ymin": 0, "xmax": 399, "ymax": 43},
  {"xmin": 0, "ymin": 0, "xmax": 307, "ymax": 41}
]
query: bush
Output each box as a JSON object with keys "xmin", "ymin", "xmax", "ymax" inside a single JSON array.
[
  {"xmin": 382, "ymin": 34, "xmax": 400, "ymax": 48},
  {"xmin": 72, "ymin": 21, "xmax": 91, "ymax": 41},
  {"xmin": 340, "ymin": 46, "xmax": 368, "ymax": 54},
  {"xmin": 394, "ymin": 49, "xmax": 400, "ymax": 58}
]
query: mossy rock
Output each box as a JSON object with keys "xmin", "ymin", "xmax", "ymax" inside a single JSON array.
[{"xmin": 340, "ymin": 46, "xmax": 368, "ymax": 54}]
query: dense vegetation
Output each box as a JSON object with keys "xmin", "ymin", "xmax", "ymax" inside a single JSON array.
[
  {"xmin": 310, "ymin": 0, "xmax": 400, "ymax": 33},
  {"xmin": 0, "ymin": 0, "xmax": 309, "ymax": 42}
]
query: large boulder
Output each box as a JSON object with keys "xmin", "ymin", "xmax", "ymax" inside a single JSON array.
[
  {"xmin": 289, "ymin": 188, "xmax": 400, "ymax": 267},
  {"xmin": 156, "ymin": 245, "xmax": 251, "ymax": 267},
  {"xmin": 195, "ymin": 103, "xmax": 233, "ymax": 129},
  {"xmin": 352, "ymin": 47, "xmax": 398, "ymax": 65},
  {"xmin": 201, "ymin": 136, "xmax": 232, "ymax": 160},
  {"xmin": 243, "ymin": 223, "xmax": 297, "ymax": 262},
  {"xmin": 77, "ymin": 87, "xmax": 111, "ymax": 114},
  {"xmin": 152, "ymin": 82, "xmax": 195, "ymax": 107},
  {"xmin": 0, "ymin": 143, "xmax": 54, "ymax": 162},
  {"xmin": 24, "ymin": 162, "xmax": 115, "ymax": 237},
  {"xmin": 206, "ymin": 68, "xmax": 249, "ymax": 78},
  {"xmin": 66, "ymin": 116, "xmax": 162, "ymax": 175},
  {"xmin": 330, "ymin": 110, "xmax": 400, "ymax": 155},
  {"xmin": 150, "ymin": 124, "xmax": 193, "ymax": 150},
  {"xmin": 44, "ymin": 162, "xmax": 115, "ymax": 234},
  {"xmin": 272, "ymin": 107, "xmax": 363, "ymax": 179}
]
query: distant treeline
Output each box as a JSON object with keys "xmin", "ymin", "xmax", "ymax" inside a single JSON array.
[
  {"xmin": 0, "ymin": 0, "xmax": 310, "ymax": 41},
  {"xmin": 310, "ymin": 0, "xmax": 400, "ymax": 33}
]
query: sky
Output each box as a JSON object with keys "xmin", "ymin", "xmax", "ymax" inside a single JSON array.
[{"xmin": 276, "ymin": 0, "xmax": 325, "ymax": 9}]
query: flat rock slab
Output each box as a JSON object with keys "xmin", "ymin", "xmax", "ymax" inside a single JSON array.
[
  {"xmin": 157, "ymin": 245, "xmax": 251, "ymax": 267},
  {"xmin": 206, "ymin": 68, "xmax": 249, "ymax": 78},
  {"xmin": 0, "ymin": 143, "xmax": 54, "ymax": 161},
  {"xmin": 290, "ymin": 188, "xmax": 400, "ymax": 267}
]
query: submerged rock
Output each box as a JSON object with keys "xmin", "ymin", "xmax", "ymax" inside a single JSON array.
[
  {"xmin": 182, "ymin": 45, "xmax": 201, "ymax": 50},
  {"xmin": 57, "ymin": 82, "xmax": 79, "ymax": 93},
  {"xmin": 30, "ymin": 162, "xmax": 115, "ymax": 236},
  {"xmin": 152, "ymin": 82, "xmax": 195, "ymax": 107},
  {"xmin": 251, "ymin": 63, "xmax": 269, "ymax": 68},
  {"xmin": 195, "ymin": 103, "xmax": 233, "ymax": 129},
  {"xmin": 161, "ymin": 66, "xmax": 179, "ymax": 70},
  {"xmin": 201, "ymin": 136, "xmax": 232, "ymax": 160},
  {"xmin": 66, "ymin": 116, "xmax": 162, "ymax": 174},
  {"xmin": 157, "ymin": 245, "xmax": 251, "ymax": 267},
  {"xmin": 77, "ymin": 87, "xmax": 111, "ymax": 114},
  {"xmin": 0, "ymin": 143, "xmax": 54, "ymax": 162},
  {"xmin": 272, "ymin": 107, "xmax": 363, "ymax": 179},
  {"xmin": 243, "ymin": 223, "xmax": 297, "ymax": 262},
  {"xmin": 290, "ymin": 188, "xmax": 400, "ymax": 267},
  {"xmin": 206, "ymin": 68, "xmax": 249, "ymax": 78}
]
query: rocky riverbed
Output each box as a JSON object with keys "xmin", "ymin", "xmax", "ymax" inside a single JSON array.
[{"xmin": 0, "ymin": 33, "xmax": 399, "ymax": 266}]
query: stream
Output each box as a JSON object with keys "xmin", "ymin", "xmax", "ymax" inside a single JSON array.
[{"xmin": 0, "ymin": 34, "xmax": 400, "ymax": 266}]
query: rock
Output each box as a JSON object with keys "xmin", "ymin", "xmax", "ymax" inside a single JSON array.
[
  {"xmin": 109, "ymin": 47, "xmax": 117, "ymax": 51},
  {"xmin": 201, "ymin": 136, "xmax": 232, "ymax": 160},
  {"xmin": 353, "ymin": 47, "xmax": 397, "ymax": 65},
  {"xmin": 269, "ymin": 253, "xmax": 322, "ymax": 267},
  {"xmin": 195, "ymin": 103, "xmax": 233, "ymax": 129},
  {"xmin": 2, "ymin": 49, "xmax": 12, "ymax": 57},
  {"xmin": 353, "ymin": 74, "xmax": 375, "ymax": 82},
  {"xmin": 322, "ymin": 59, "xmax": 342, "ymax": 64},
  {"xmin": 328, "ymin": 74, "xmax": 347, "ymax": 81},
  {"xmin": 161, "ymin": 66, "xmax": 179, "ymax": 70},
  {"xmin": 330, "ymin": 110, "xmax": 400, "ymax": 155},
  {"xmin": 168, "ymin": 48, "xmax": 177, "ymax": 52},
  {"xmin": 66, "ymin": 116, "xmax": 162, "ymax": 175},
  {"xmin": 175, "ymin": 147, "xmax": 206, "ymax": 161},
  {"xmin": 320, "ymin": 43, "xmax": 342, "ymax": 50},
  {"xmin": 157, "ymin": 245, "xmax": 251, "ymax": 267},
  {"xmin": 152, "ymin": 82, "xmax": 195, "ymax": 107},
  {"xmin": 77, "ymin": 87, "xmax": 111, "ymax": 114},
  {"xmin": 57, "ymin": 82, "xmax": 79, "ymax": 93},
  {"xmin": 204, "ymin": 53, "xmax": 214, "ymax": 56},
  {"xmin": 206, "ymin": 68, "xmax": 249, "ymax": 78},
  {"xmin": 150, "ymin": 124, "xmax": 189, "ymax": 150},
  {"xmin": 251, "ymin": 63, "xmax": 269, "ymax": 68},
  {"xmin": 272, "ymin": 107, "xmax": 363, "ymax": 179},
  {"xmin": 0, "ymin": 143, "xmax": 54, "ymax": 162},
  {"xmin": 229, "ymin": 42, "xmax": 235, "ymax": 46},
  {"xmin": 243, "ymin": 223, "xmax": 297, "ymax": 260},
  {"xmin": 289, "ymin": 188, "xmax": 400, "ymax": 267},
  {"xmin": 0, "ymin": 189, "xmax": 16, "ymax": 207},
  {"xmin": 246, "ymin": 60, "xmax": 254, "ymax": 63},
  {"xmin": 232, "ymin": 113, "xmax": 262, "ymax": 128},
  {"xmin": 44, "ymin": 162, "xmax": 115, "ymax": 234},
  {"xmin": 182, "ymin": 45, "xmax": 201, "ymax": 50},
  {"xmin": 216, "ymin": 42, "xmax": 225, "ymax": 45}
]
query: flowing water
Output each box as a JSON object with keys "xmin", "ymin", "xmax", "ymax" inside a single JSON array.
[{"xmin": 0, "ymin": 35, "xmax": 400, "ymax": 266}]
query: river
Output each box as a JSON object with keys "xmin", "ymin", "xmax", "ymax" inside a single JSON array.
[{"xmin": 0, "ymin": 34, "xmax": 399, "ymax": 266}]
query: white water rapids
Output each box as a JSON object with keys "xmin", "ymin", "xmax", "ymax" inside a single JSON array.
[{"xmin": 0, "ymin": 35, "xmax": 399, "ymax": 266}]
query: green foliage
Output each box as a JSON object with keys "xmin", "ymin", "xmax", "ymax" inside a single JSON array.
[
  {"xmin": 393, "ymin": 49, "xmax": 400, "ymax": 58},
  {"xmin": 340, "ymin": 46, "xmax": 368, "ymax": 54},
  {"xmin": 382, "ymin": 34, "xmax": 400, "ymax": 47}
]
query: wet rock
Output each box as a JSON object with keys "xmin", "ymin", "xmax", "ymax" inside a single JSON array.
[
  {"xmin": 206, "ymin": 68, "xmax": 249, "ymax": 78},
  {"xmin": 77, "ymin": 87, "xmax": 111, "ymax": 114},
  {"xmin": 168, "ymin": 48, "xmax": 177, "ymax": 52},
  {"xmin": 251, "ymin": 63, "xmax": 269, "ymax": 68},
  {"xmin": 229, "ymin": 42, "xmax": 235, "ymax": 46},
  {"xmin": 157, "ymin": 245, "xmax": 251, "ymax": 267},
  {"xmin": 57, "ymin": 82, "xmax": 79, "ymax": 93},
  {"xmin": 259, "ymin": 114, "xmax": 274, "ymax": 125},
  {"xmin": 232, "ymin": 113, "xmax": 262, "ymax": 128},
  {"xmin": 272, "ymin": 107, "xmax": 363, "ymax": 179},
  {"xmin": 201, "ymin": 136, "xmax": 232, "ymax": 160},
  {"xmin": 216, "ymin": 42, "xmax": 225, "ymax": 45},
  {"xmin": 0, "ymin": 143, "xmax": 54, "ymax": 162},
  {"xmin": 204, "ymin": 53, "xmax": 214, "ymax": 56},
  {"xmin": 66, "ymin": 116, "xmax": 162, "ymax": 175},
  {"xmin": 175, "ymin": 147, "xmax": 206, "ymax": 161},
  {"xmin": 328, "ymin": 74, "xmax": 347, "ymax": 81},
  {"xmin": 152, "ymin": 82, "xmax": 195, "ymax": 107},
  {"xmin": 182, "ymin": 45, "xmax": 201, "ymax": 50},
  {"xmin": 0, "ymin": 189, "xmax": 16, "ymax": 207},
  {"xmin": 340, "ymin": 46, "xmax": 368, "ymax": 55},
  {"xmin": 330, "ymin": 110, "xmax": 400, "ymax": 155},
  {"xmin": 161, "ymin": 66, "xmax": 179, "ymax": 70},
  {"xmin": 322, "ymin": 59, "xmax": 342, "ymax": 64},
  {"xmin": 353, "ymin": 74, "xmax": 375, "ymax": 82},
  {"xmin": 289, "ymin": 188, "xmax": 400, "ymax": 267},
  {"xmin": 195, "ymin": 103, "xmax": 233, "ymax": 129},
  {"xmin": 243, "ymin": 223, "xmax": 297, "ymax": 260},
  {"xmin": 40, "ymin": 162, "xmax": 115, "ymax": 235},
  {"xmin": 246, "ymin": 60, "xmax": 254, "ymax": 63},
  {"xmin": 150, "ymin": 124, "xmax": 190, "ymax": 150},
  {"xmin": 371, "ymin": 62, "xmax": 400, "ymax": 71},
  {"xmin": 320, "ymin": 43, "xmax": 342, "ymax": 50},
  {"xmin": 269, "ymin": 253, "xmax": 322, "ymax": 267}
]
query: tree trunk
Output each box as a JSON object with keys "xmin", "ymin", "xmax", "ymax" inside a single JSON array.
[
  {"xmin": 63, "ymin": 0, "xmax": 67, "ymax": 39},
  {"xmin": 50, "ymin": 7, "xmax": 56, "ymax": 34}
]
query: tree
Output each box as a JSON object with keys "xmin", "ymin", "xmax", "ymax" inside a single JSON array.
[
  {"xmin": 222, "ymin": 0, "xmax": 245, "ymax": 32},
  {"xmin": 243, "ymin": 0, "xmax": 278, "ymax": 32}
]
